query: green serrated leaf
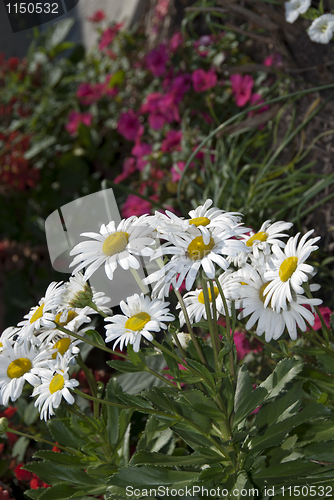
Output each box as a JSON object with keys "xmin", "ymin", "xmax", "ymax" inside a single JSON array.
[
  {"xmin": 234, "ymin": 365, "xmax": 267, "ymax": 428},
  {"xmin": 107, "ymin": 360, "xmax": 143, "ymax": 373},
  {"xmin": 33, "ymin": 451, "xmax": 94, "ymax": 469},
  {"xmin": 48, "ymin": 419, "xmax": 82, "ymax": 450},
  {"xmin": 131, "ymin": 450, "xmax": 221, "ymax": 466}
]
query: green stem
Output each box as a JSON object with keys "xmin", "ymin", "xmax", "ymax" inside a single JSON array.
[
  {"xmin": 201, "ymin": 275, "xmax": 219, "ymax": 372},
  {"xmin": 173, "ymin": 286, "xmax": 207, "ymax": 366},
  {"xmin": 72, "ymin": 388, "xmax": 178, "ymax": 419},
  {"xmin": 216, "ymin": 280, "xmax": 234, "ymax": 381},
  {"xmin": 171, "ymin": 329, "xmax": 187, "ymax": 359},
  {"xmin": 55, "ymin": 324, "xmax": 128, "ymax": 359},
  {"xmin": 7, "ymin": 428, "xmax": 81, "ymax": 456},
  {"xmin": 88, "ymin": 301, "xmax": 108, "ymax": 318},
  {"xmin": 77, "ymin": 355, "xmax": 99, "ymax": 419},
  {"xmin": 145, "ymin": 366, "xmax": 178, "ymax": 389},
  {"xmin": 301, "ymin": 329, "xmax": 334, "ymax": 360}
]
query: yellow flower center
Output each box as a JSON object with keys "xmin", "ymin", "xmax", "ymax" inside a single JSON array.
[
  {"xmin": 187, "ymin": 236, "xmax": 215, "ymax": 261},
  {"xmin": 125, "ymin": 312, "xmax": 151, "ymax": 331},
  {"xmin": 246, "ymin": 231, "xmax": 268, "ymax": 247},
  {"xmin": 189, "ymin": 217, "xmax": 210, "ymax": 227},
  {"xmin": 198, "ymin": 286, "xmax": 219, "ymax": 304},
  {"xmin": 102, "ymin": 231, "xmax": 129, "ymax": 257},
  {"xmin": 279, "ymin": 256, "xmax": 298, "ymax": 282},
  {"xmin": 7, "ymin": 358, "xmax": 32, "ymax": 379},
  {"xmin": 259, "ymin": 282, "xmax": 272, "ymax": 306},
  {"xmin": 30, "ymin": 303, "xmax": 44, "ymax": 324},
  {"xmin": 52, "ymin": 337, "xmax": 72, "ymax": 360},
  {"xmin": 49, "ymin": 373, "xmax": 65, "ymax": 394},
  {"xmin": 55, "ymin": 310, "xmax": 78, "ymax": 327}
]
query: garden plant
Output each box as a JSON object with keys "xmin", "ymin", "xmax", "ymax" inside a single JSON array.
[{"xmin": 1, "ymin": 1, "xmax": 334, "ymax": 499}]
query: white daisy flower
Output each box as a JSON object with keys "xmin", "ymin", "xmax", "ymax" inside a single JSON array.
[
  {"xmin": 0, "ymin": 342, "xmax": 50, "ymax": 406},
  {"xmin": 152, "ymin": 200, "xmax": 244, "ymax": 239},
  {"xmin": 308, "ymin": 14, "xmax": 334, "ymax": 44},
  {"xmin": 243, "ymin": 220, "xmax": 293, "ymax": 259},
  {"xmin": 69, "ymin": 216, "xmax": 155, "ymax": 281},
  {"xmin": 36, "ymin": 309, "xmax": 91, "ymax": 345},
  {"xmin": 177, "ymin": 271, "xmax": 238, "ymax": 326},
  {"xmin": 32, "ymin": 354, "xmax": 79, "ymax": 421},
  {"xmin": 263, "ymin": 230, "xmax": 320, "ymax": 312},
  {"xmin": 144, "ymin": 225, "xmax": 247, "ymax": 298},
  {"xmin": 0, "ymin": 327, "xmax": 21, "ymax": 351},
  {"xmin": 105, "ymin": 293, "xmax": 175, "ymax": 352},
  {"xmin": 285, "ymin": 0, "xmax": 311, "ymax": 23},
  {"xmin": 17, "ymin": 282, "xmax": 64, "ymax": 340},
  {"xmin": 236, "ymin": 266, "xmax": 322, "ymax": 341}
]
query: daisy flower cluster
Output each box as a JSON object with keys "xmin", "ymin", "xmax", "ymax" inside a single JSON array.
[
  {"xmin": 285, "ymin": 0, "xmax": 334, "ymax": 44},
  {"xmin": 0, "ymin": 273, "xmax": 112, "ymax": 420}
]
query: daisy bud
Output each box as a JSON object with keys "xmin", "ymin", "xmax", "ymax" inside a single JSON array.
[
  {"xmin": 69, "ymin": 282, "xmax": 93, "ymax": 309},
  {"xmin": 0, "ymin": 417, "xmax": 9, "ymax": 434}
]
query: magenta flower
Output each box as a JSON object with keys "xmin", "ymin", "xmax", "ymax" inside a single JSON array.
[
  {"xmin": 230, "ymin": 74, "xmax": 254, "ymax": 107},
  {"xmin": 146, "ymin": 44, "xmax": 169, "ymax": 77},
  {"xmin": 263, "ymin": 52, "xmax": 282, "ymax": 67},
  {"xmin": 65, "ymin": 111, "xmax": 92, "ymax": 136},
  {"xmin": 248, "ymin": 93, "xmax": 270, "ymax": 117},
  {"xmin": 113, "ymin": 157, "xmax": 136, "ymax": 184},
  {"xmin": 313, "ymin": 307, "xmax": 332, "ymax": 331},
  {"xmin": 141, "ymin": 92, "xmax": 180, "ymax": 130},
  {"xmin": 169, "ymin": 32, "xmax": 183, "ymax": 52},
  {"xmin": 161, "ymin": 130, "xmax": 182, "ymax": 153},
  {"xmin": 131, "ymin": 141, "xmax": 152, "ymax": 171},
  {"xmin": 192, "ymin": 68, "xmax": 217, "ymax": 92},
  {"xmin": 117, "ymin": 110, "xmax": 141, "ymax": 142},
  {"xmin": 121, "ymin": 194, "xmax": 152, "ymax": 218},
  {"xmin": 99, "ymin": 24, "xmax": 123, "ymax": 51}
]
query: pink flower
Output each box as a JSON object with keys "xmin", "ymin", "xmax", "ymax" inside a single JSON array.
[
  {"xmin": 155, "ymin": 0, "xmax": 170, "ymax": 21},
  {"xmin": 168, "ymin": 73, "xmax": 191, "ymax": 103},
  {"xmin": 169, "ymin": 32, "xmax": 183, "ymax": 52},
  {"xmin": 313, "ymin": 307, "xmax": 332, "ymax": 331},
  {"xmin": 161, "ymin": 130, "xmax": 182, "ymax": 153},
  {"xmin": 99, "ymin": 23, "xmax": 123, "ymax": 51},
  {"xmin": 77, "ymin": 75, "xmax": 118, "ymax": 105},
  {"xmin": 263, "ymin": 52, "xmax": 282, "ymax": 67},
  {"xmin": 117, "ymin": 110, "xmax": 141, "ymax": 141},
  {"xmin": 113, "ymin": 157, "xmax": 136, "ymax": 184},
  {"xmin": 146, "ymin": 44, "xmax": 169, "ymax": 77},
  {"xmin": 65, "ymin": 111, "xmax": 92, "ymax": 136},
  {"xmin": 230, "ymin": 74, "xmax": 254, "ymax": 107},
  {"xmin": 248, "ymin": 93, "xmax": 270, "ymax": 117},
  {"xmin": 141, "ymin": 92, "xmax": 180, "ymax": 130},
  {"xmin": 192, "ymin": 68, "xmax": 217, "ymax": 92},
  {"xmin": 88, "ymin": 10, "xmax": 106, "ymax": 23},
  {"xmin": 121, "ymin": 194, "xmax": 152, "ymax": 218},
  {"xmin": 131, "ymin": 141, "xmax": 152, "ymax": 171},
  {"xmin": 171, "ymin": 161, "xmax": 192, "ymax": 183},
  {"xmin": 163, "ymin": 363, "xmax": 187, "ymax": 386}
]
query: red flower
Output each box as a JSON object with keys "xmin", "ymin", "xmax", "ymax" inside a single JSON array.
[
  {"xmin": 1, "ymin": 406, "xmax": 17, "ymax": 419},
  {"xmin": 146, "ymin": 44, "xmax": 169, "ymax": 77},
  {"xmin": 191, "ymin": 68, "xmax": 217, "ymax": 92},
  {"xmin": 230, "ymin": 74, "xmax": 254, "ymax": 107},
  {"xmin": 29, "ymin": 475, "xmax": 50, "ymax": 490},
  {"xmin": 87, "ymin": 10, "xmax": 106, "ymax": 23},
  {"xmin": 14, "ymin": 463, "xmax": 33, "ymax": 482},
  {"xmin": 117, "ymin": 110, "xmax": 141, "ymax": 142}
]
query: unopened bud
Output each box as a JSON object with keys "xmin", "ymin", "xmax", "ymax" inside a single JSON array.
[
  {"xmin": 0, "ymin": 417, "xmax": 9, "ymax": 434},
  {"xmin": 69, "ymin": 283, "xmax": 93, "ymax": 309}
]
